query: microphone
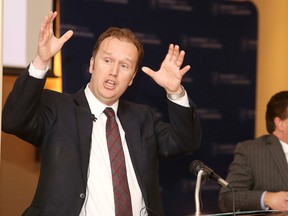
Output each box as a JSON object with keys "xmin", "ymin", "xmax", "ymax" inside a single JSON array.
[
  {"xmin": 91, "ymin": 114, "xmax": 97, "ymax": 122},
  {"xmin": 189, "ymin": 160, "xmax": 232, "ymax": 189}
]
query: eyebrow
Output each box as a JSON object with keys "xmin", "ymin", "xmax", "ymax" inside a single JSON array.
[{"xmin": 103, "ymin": 50, "xmax": 134, "ymax": 64}]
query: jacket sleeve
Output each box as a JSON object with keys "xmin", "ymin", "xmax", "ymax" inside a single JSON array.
[
  {"xmin": 156, "ymin": 98, "xmax": 201, "ymax": 157},
  {"xmin": 2, "ymin": 68, "xmax": 50, "ymax": 145},
  {"xmin": 218, "ymin": 142, "xmax": 264, "ymax": 212}
]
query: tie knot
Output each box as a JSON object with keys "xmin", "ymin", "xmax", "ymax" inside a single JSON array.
[{"xmin": 104, "ymin": 107, "xmax": 115, "ymax": 118}]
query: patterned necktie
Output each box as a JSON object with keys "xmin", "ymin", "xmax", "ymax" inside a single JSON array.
[{"xmin": 104, "ymin": 107, "xmax": 133, "ymax": 216}]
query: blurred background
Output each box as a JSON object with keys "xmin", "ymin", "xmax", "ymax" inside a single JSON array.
[{"xmin": 1, "ymin": 0, "xmax": 288, "ymax": 215}]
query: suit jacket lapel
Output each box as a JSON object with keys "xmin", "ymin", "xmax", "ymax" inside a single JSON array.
[
  {"xmin": 72, "ymin": 94, "xmax": 147, "ymax": 192},
  {"xmin": 267, "ymin": 135, "xmax": 288, "ymax": 186},
  {"xmin": 117, "ymin": 101, "xmax": 147, "ymax": 198},
  {"xmin": 74, "ymin": 88, "xmax": 93, "ymax": 186}
]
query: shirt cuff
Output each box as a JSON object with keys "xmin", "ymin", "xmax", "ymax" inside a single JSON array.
[
  {"xmin": 261, "ymin": 191, "xmax": 269, "ymax": 210},
  {"xmin": 28, "ymin": 62, "xmax": 49, "ymax": 79},
  {"xmin": 167, "ymin": 90, "xmax": 190, "ymax": 107}
]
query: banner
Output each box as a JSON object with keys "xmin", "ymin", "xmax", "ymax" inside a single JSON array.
[{"xmin": 60, "ymin": 0, "xmax": 257, "ymax": 214}]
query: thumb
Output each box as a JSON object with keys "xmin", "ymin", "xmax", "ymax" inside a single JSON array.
[
  {"xmin": 142, "ymin": 66, "xmax": 155, "ymax": 78},
  {"xmin": 60, "ymin": 30, "xmax": 74, "ymax": 45}
]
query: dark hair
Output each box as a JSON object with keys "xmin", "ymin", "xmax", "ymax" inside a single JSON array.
[
  {"xmin": 92, "ymin": 27, "xmax": 144, "ymax": 72},
  {"xmin": 266, "ymin": 91, "xmax": 288, "ymax": 133}
]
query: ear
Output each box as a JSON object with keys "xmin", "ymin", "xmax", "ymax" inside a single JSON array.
[
  {"xmin": 128, "ymin": 72, "xmax": 136, "ymax": 86},
  {"xmin": 89, "ymin": 57, "xmax": 94, "ymax": 74},
  {"xmin": 274, "ymin": 117, "xmax": 284, "ymax": 131}
]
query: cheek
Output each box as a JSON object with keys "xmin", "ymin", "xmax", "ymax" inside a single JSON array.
[
  {"xmin": 125, "ymin": 71, "xmax": 136, "ymax": 86},
  {"xmin": 128, "ymin": 77, "xmax": 134, "ymax": 86},
  {"xmin": 283, "ymin": 126, "xmax": 288, "ymax": 135},
  {"xmin": 90, "ymin": 64, "xmax": 105, "ymax": 78},
  {"xmin": 122, "ymin": 74, "xmax": 135, "ymax": 86}
]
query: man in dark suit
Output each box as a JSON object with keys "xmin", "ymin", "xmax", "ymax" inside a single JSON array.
[
  {"xmin": 2, "ymin": 11, "xmax": 201, "ymax": 216},
  {"xmin": 219, "ymin": 91, "xmax": 288, "ymax": 212}
]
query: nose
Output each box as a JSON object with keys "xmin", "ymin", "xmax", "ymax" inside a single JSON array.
[{"xmin": 110, "ymin": 63, "xmax": 119, "ymax": 76}]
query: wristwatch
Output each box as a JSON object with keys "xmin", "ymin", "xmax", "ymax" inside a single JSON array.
[{"xmin": 167, "ymin": 85, "xmax": 185, "ymax": 100}]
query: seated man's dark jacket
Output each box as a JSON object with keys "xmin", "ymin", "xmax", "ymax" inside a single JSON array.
[{"xmin": 219, "ymin": 135, "xmax": 288, "ymax": 212}]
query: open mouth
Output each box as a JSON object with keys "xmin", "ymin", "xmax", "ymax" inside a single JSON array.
[{"xmin": 105, "ymin": 79, "xmax": 116, "ymax": 89}]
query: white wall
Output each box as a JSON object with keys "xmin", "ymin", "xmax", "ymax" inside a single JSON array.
[
  {"xmin": 3, "ymin": 0, "xmax": 53, "ymax": 68},
  {"xmin": 1, "ymin": 1, "xmax": 53, "ymax": 215}
]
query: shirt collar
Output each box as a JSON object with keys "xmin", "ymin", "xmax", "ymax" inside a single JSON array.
[
  {"xmin": 279, "ymin": 139, "xmax": 288, "ymax": 155},
  {"xmin": 84, "ymin": 84, "xmax": 119, "ymax": 119}
]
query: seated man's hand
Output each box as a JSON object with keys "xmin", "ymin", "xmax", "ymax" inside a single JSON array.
[{"xmin": 264, "ymin": 191, "xmax": 288, "ymax": 211}]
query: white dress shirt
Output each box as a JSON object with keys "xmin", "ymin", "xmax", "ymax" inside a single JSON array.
[
  {"xmin": 79, "ymin": 85, "xmax": 145, "ymax": 216},
  {"xmin": 280, "ymin": 139, "xmax": 288, "ymax": 163}
]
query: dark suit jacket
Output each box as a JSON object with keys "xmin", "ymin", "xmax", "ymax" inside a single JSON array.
[
  {"xmin": 218, "ymin": 134, "xmax": 288, "ymax": 212},
  {"xmin": 2, "ymin": 69, "xmax": 201, "ymax": 216}
]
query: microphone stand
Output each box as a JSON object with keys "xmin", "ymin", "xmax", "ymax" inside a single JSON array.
[{"xmin": 195, "ymin": 169, "xmax": 204, "ymax": 216}]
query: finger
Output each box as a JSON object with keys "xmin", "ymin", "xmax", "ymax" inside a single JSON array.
[
  {"xmin": 164, "ymin": 44, "xmax": 174, "ymax": 62},
  {"xmin": 39, "ymin": 12, "xmax": 51, "ymax": 41},
  {"xmin": 176, "ymin": 50, "xmax": 185, "ymax": 67},
  {"xmin": 39, "ymin": 11, "xmax": 56, "ymax": 42},
  {"xmin": 171, "ymin": 45, "xmax": 180, "ymax": 64},
  {"xmin": 59, "ymin": 30, "xmax": 74, "ymax": 44},
  {"xmin": 180, "ymin": 65, "xmax": 191, "ymax": 76},
  {"xmin": 44, "ymin": 11, "xmax": 57, "ymax": 33},
  {"xmin": 142, "ymin": 66, "xmax": 155, "ymax": 78},
  {"xmin": 48, "ymin": 11, "xmax": 57, "ymax": 32}
]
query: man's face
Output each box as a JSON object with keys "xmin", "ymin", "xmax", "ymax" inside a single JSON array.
[{"xmin": 88, "ymin": 37, "xmax": 138, "ymax": 106}]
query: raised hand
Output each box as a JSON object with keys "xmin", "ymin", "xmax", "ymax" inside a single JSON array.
[
  {"xmin": 33, "ymin": 11, "xmax": 73, "ymax": 70},
  {"xmin": 141, "ymin": 44, "xmax": 190, "ymax": 94}
]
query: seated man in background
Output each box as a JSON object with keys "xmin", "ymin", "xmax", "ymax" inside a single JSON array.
[{"xmin": 219, "ymin": 91, "xmax": 288, "ymax": 212}]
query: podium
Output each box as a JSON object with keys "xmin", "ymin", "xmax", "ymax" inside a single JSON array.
[{"xmin": 208, "ymin": 210, "xmax": 288, "ymax": 216}]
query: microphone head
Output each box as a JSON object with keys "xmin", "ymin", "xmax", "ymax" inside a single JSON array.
[
  {"xmin": 189, "ymin": 160, "xmax": 232, "ymax": 189},
  {"xmin": 189, "ymin": 160, "xmax": 213, "ymax": 179},
  {"xmin": 189, "ymin": 160, "xmax": 204, "ymax": 176}
]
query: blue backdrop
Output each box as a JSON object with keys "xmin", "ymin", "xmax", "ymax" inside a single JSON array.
[{"xmin": 59, "ymin": 0, "xmax": 257, "ymax": 214}]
